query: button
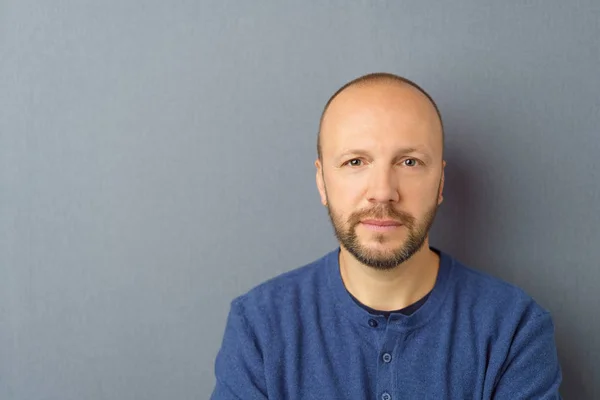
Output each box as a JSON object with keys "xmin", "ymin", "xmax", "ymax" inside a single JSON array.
[
  {"xmin": 368, "ymin": 319, "xmax": 378, "ymax": 328},
  {"xmin": 381, "ymin": 392, "xmax": 391, "ymax": 400},
  {"xmin": 382, "ymin": 353, "xmax": 392, "ymax": 363}
]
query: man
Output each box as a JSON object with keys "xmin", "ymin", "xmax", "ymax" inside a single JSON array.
[{"xmin": 211, "ymin": 73, "xmax": 562, "ymax": 399}]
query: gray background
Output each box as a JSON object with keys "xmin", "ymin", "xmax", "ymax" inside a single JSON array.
[{"xmin": 1, "ymin": 0, "xmax": 598, "ymax": 399}]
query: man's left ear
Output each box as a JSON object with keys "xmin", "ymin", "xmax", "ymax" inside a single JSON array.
[{"xmin": 438, "ymin": 161, "xmax": 446, "ymax": 205}]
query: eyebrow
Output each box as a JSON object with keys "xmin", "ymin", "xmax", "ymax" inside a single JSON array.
[{"xmin": 337, "ymin": 147, "xmax": 428, "ymax": 160}]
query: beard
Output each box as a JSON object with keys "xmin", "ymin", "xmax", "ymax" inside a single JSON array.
[{"xmin": 326, "ymin": 199, "xmax": 439, "ymax": 270}]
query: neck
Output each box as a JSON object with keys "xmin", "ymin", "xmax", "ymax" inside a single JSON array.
[{"xmin": 339, "ymin": 240, "xmax": 440, "ymax": 312}]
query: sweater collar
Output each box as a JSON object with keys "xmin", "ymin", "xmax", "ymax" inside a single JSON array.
[{"xmin": 325, "ymin": 246, "xmax": 456, "ymax": 331}]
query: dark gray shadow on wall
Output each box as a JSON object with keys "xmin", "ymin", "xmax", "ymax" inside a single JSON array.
[
  {"xmin": 429, "ymin": 118, "xmax": 588, "ymax": 399},
  {"xmin": 429, "ymin": 145, "xmax": 474, "ymax": 264}
]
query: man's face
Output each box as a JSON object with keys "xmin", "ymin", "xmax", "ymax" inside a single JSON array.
[{"xmin": 316, "ymin": 82, "xmax": 445, "ymax": 270}]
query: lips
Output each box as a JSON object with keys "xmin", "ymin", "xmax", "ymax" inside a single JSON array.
[{"xmin": 360, "ymin": 219, "xmax": 403, "ymax": 227}]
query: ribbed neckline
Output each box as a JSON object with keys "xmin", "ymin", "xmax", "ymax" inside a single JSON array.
[
  {"xmin": 347, "ymin": 289, "xmax": 431, "ymax": 317},
  {"xmin": 325, "ymin": 246, "xmax": 456, "ymax": 332}
]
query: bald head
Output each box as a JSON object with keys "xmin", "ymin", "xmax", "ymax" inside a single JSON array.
[{"xmin": 317, "ymin": 73, "xmax": 444, "ymax": 160}]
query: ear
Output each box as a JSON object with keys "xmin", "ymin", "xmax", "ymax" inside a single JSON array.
[
  {"xmin": 437, "ymin": 160, "xmax": 446, "ymax": 205},
  {"xmin": 315, "ymin": 159, "xmax": 327, "ymax": 206}
]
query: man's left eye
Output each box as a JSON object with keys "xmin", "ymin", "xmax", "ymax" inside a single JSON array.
[{"xmin": 403, "ymin": 159, "xmax": 418, "ymax": 167}]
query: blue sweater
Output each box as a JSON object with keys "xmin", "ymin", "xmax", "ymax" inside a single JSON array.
[{"xmin": 211, "ymin": 248, "xmax": 562, "ymax": 399}]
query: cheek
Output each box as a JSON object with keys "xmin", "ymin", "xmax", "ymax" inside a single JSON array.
[
  {"xmin": 326, "ymin": 188, "xmax": 360, "ymax": 225},
  {"xmin": 399, "ymin": 180, "xmax": 440, "ymax": 208},
  {"xmin": 326, "ymin": 177, "xmax": 365, "ymax": 204},
  {"xmin": 327, "ymin": 195, "xmax": 353, "ymax": 220}
]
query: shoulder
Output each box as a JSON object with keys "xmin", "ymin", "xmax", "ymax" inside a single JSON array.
[
  {"xmin": 230, "ymin": 250, "xmax": 333, "ymax": 318},
  {"xmin": 444, "ymin": 258, "xmax": 562, "ymax": 396},
  {"xmin": 445, "ymin": 253, "xmax": 551, "ymax": 325}
]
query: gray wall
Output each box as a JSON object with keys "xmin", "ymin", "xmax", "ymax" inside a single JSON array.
[{"xmin": 1, "ymin": 1, "xmax": 598, "ymax": 399}]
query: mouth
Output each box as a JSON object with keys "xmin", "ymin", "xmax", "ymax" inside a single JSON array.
[{"xmin": 359, "ymin": 219, "xmax": 403, "ymax": 232}]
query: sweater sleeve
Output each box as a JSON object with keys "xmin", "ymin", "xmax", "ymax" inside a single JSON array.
[
  {"xmin": 210, "ymin": 299, "xmax": 268, "ymax": 400},
  {"xmin": 492, "ymin": 311, "xmax": 562, "ymax": 399}
]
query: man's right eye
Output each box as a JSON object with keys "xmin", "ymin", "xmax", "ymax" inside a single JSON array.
[{"xmin": 344, "ymin": 159, "xmax": 363, "ymax": 167}]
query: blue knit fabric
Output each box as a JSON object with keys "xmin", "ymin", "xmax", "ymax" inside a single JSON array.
[{"xmin": 211, "ymin": 248, "xmax": 562, "ymax": 399}]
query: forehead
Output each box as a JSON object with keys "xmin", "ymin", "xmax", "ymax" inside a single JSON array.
[{"xmin": 320, "ymin": 82, "xmax": 442, "ymax": 157}]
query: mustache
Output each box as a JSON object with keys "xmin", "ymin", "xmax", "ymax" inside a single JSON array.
[{"xmin": 348, "ymin": 205, "xmax": 415, "ymax": 227}]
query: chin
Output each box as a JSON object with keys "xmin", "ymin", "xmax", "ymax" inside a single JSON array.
[
  {"xmin": 360, "ymin": 240, "xmax": 404, "ymax": 256},
  {"xmin": 360, "ymin": 233, "xmax": 406, "ymax": 248}
]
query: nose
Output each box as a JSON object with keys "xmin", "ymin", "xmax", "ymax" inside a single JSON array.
[{"xmin": 366, "ymin": 164, "xmax": 400, "ymax": 204}]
